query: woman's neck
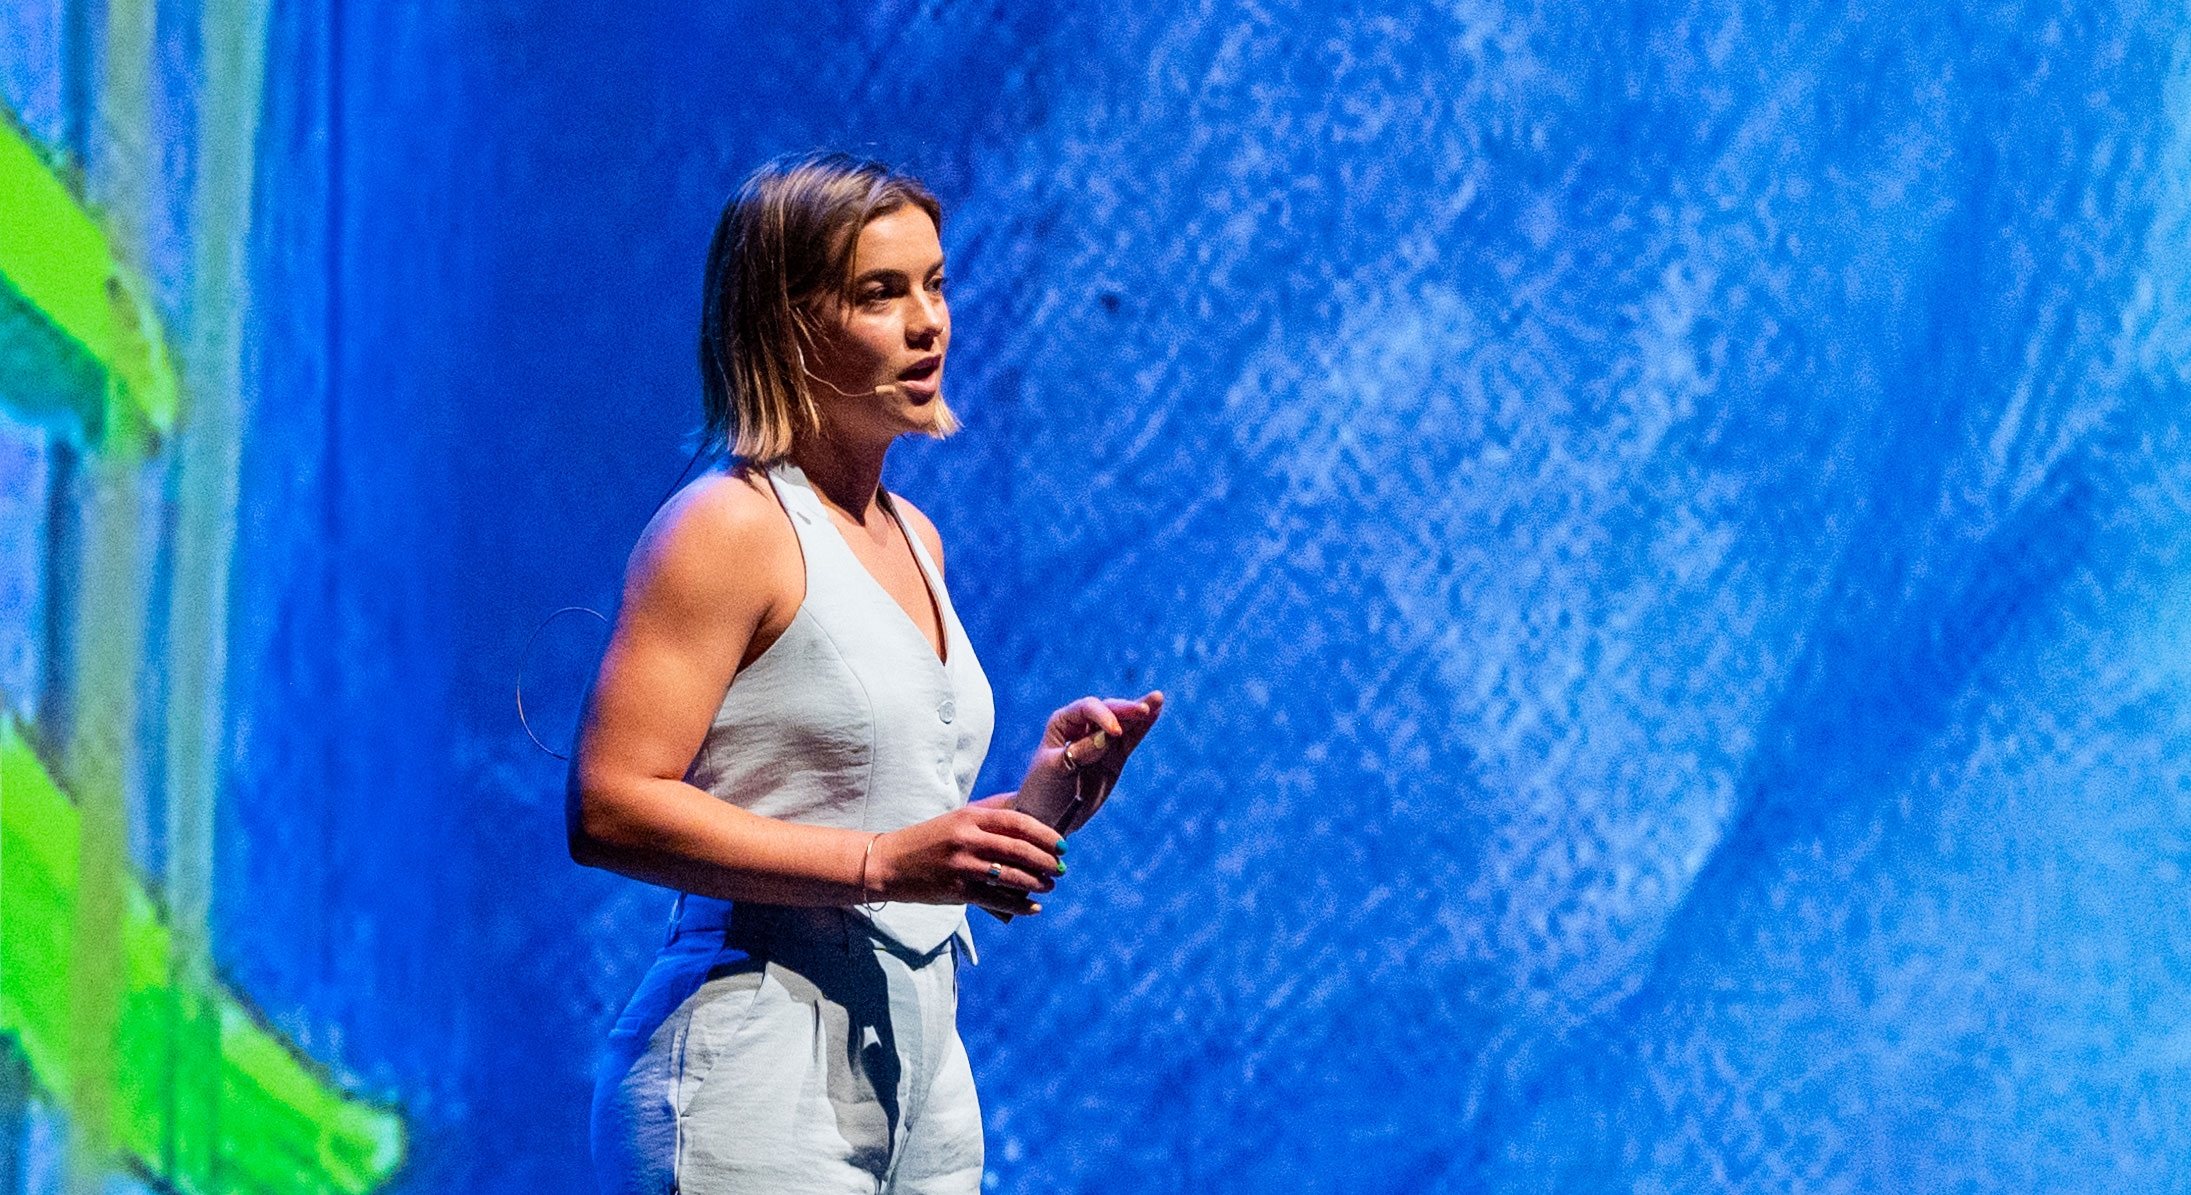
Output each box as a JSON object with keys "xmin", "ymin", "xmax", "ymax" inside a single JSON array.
[{"xmin": 788, "ymin": 431, "xmax": 891, "ymax": 525}]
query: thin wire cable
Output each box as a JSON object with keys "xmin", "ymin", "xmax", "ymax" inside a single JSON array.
[
  {"xmin": 655, "ymin": 440, "xmax": 711, "ymax": 510},
  {"xmin": 516, "ymin": 606, "xmax": 609, "ymax": 760}
]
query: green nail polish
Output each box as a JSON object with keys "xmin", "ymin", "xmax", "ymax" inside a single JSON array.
[{"xmin": 1055, "ymin": 862, "xmax": 1068, "ymax": 876}]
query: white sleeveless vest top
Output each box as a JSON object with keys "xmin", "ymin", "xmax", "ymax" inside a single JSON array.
[{"xmin": 681, "ymin": 463, "xmax": 995, "ymax": 956}]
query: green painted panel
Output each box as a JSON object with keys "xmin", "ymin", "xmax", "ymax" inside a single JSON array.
[
  {"xmin": 0, "ymin": 117, "xmax": 176, "ymax": 441},
  {"xmin": 0, "ymin": 718, "xmax": 407, "ymax": 1193},
  {"xmin": 0, "ymin": 279, "xmax": 106, "ymax": 438}
]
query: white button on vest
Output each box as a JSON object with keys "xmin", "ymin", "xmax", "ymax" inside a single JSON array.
[{"xmin": 938, "ymin": 699, "xmax": 955, "ymax": 724}]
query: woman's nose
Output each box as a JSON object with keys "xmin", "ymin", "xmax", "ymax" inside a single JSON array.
[{"xmin": 907, "ymin": 291, "xmax": 947, "ymax": 342}]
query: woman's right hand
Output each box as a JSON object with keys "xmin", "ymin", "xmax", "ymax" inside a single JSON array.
[{"xmin": 869, "ymin": 803, "xmax": 1066, "ymax": 916}]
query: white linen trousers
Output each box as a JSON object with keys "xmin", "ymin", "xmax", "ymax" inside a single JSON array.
[{"xmin": 592, "ymin": 463, "xmax": 996, "ymax": 1194}]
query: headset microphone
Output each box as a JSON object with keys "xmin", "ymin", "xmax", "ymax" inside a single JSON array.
[
  {"xmin": 806, "ymin": 368, "xmax": 917, "ymax": 401},
  {"xmin": 793, "ymin": 343, "xmax": 934, "ymax": 403}
]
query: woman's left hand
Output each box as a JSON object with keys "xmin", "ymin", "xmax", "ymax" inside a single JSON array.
[{"xmin": 1012, "ymin": 691, "xmax": 1165, "ymax": 836}]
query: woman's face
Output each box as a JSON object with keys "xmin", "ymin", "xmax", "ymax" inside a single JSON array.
[{"xmin": 805, "ymin": 205, "xmax": 950, "ymax": 446}]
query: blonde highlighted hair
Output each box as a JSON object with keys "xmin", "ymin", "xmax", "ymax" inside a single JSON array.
[{"xmin": 698, "ymin": 152, "xmax": 955, "ymax": 463}]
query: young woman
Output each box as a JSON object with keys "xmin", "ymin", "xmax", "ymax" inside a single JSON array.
[{"xmin": 570, "ymin": 152, "xmax": 1162, "ymax": 1194}]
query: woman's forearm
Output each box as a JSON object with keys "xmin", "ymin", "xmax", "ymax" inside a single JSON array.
[{"xmin": 569, "ymin": 776, "xmax": 875, "ymax": 906}]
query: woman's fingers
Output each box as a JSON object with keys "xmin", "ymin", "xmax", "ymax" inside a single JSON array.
[
  {"xmin": 973, "ymin": 804, "xmax": 1068, "ymax": 853},
  {"xmin": 1060, "ymin": 729, "xmax": 1108, "ymax": 771},
  {"xmin": 966, "ymin": 859, "xmax": 1053, "ymax": 895},
  {"xmin": 964, "ymin": 807, "xmax": 1066, "ymax": 883},
  {"xmin": 1054, "ymin": 692, "xmax": 1162, "ymax": 752},
  {"xmin": 1106, "ymin": 692, "xmax": 1164, "ymax": 747},
  {"xmin": 963, "ymin": 841, "xmax": 1059, "ymax": 892},
  {"xmin": 960, "ymin": 811, "xmax": 1061, "ymax": 913},
  {"xmin": 1047, "ymin": 695, "xmax": 1125, "ymax": 745},
  {"xmin": 967, "ymin": 884, "xmax": 1042, "ymax": 917},
  {"xmin": 1065, "ymin": 696, "xmax": 1160, "ymax": 773},
  {"xmin": 1079, "ymin": 695, "xmax": 1127, "ymax": 737}
]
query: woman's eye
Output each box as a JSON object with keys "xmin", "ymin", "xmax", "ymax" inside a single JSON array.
[{"xmin": 928, "ymin": 276, "xmax": 948, "ymax": 294}]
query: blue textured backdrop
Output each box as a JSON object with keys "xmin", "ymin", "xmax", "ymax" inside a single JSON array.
[{"xmin": 138, "ymin": 0, "xmax": 2191, "ymax": 1190}]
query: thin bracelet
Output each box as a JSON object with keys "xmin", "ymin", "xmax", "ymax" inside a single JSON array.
[{"xmin": 858, "ymin": 833, "xmax": 883, "ymax": 908}]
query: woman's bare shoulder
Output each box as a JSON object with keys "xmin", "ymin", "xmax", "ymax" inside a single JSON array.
[{"xmin": 627, "ymin": 465, "xmax": 800, "ymax": 617}]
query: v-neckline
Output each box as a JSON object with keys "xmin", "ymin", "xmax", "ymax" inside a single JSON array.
[
  {"xmin": 872, "ymin": 490, "xmax": 950, "ymax": 666},
  {"xmin": 778, "ymin": 466, "xmax": 948, "ymax": 666}
]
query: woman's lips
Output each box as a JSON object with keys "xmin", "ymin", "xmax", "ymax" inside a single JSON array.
[{"xmin": 896, "ymin": 357, "xmax": 942, "ymax": 399}]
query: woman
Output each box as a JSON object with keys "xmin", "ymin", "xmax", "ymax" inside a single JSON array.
[{"xmin": 569, "ymin": 152, "xmax": 1163, "ymax": 1195}]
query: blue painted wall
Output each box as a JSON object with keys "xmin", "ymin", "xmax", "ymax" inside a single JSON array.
[{"xmin": 172, "ymin": 0, "xmax": 2191, "ymax": 1190}]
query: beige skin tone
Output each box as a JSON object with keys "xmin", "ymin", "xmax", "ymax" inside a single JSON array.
[{"xmin": 568, "ymin": 206, "xmax": 1163, "ymax": 917}]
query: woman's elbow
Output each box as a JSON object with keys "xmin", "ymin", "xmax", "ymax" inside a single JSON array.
[
  {"xmin": 564, "ymin": 771, "xmax": 626, "ymax": 868},
  {"xmin": 567, "ymin": 820, "xmax": 608, "ymax": 868}
]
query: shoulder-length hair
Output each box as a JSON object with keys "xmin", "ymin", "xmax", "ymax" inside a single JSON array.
[{"xmin": 698, "ymin": 151, "xmax": 952, "ymax": 463}]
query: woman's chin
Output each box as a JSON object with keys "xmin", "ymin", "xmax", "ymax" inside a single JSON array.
[{"xmin": 895, "ymin": 391, "xmax": 947, "ymax": 431}]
